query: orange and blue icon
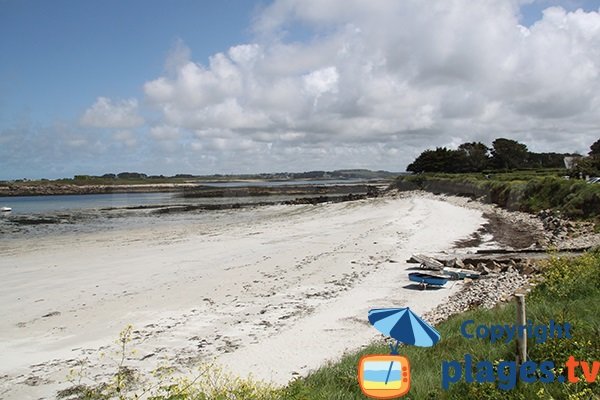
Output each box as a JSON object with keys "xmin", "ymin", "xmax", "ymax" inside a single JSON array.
[{"xmin": 358, "ymin": 354, "xmax": 411, "ymax": 399}]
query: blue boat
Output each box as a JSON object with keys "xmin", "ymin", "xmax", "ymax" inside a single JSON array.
[{"xmin": 408, "ymin": 272, "xmax": 448, "ymax": 288}]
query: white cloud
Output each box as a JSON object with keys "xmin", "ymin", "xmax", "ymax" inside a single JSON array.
[
  {"xmin": 165, "ymin": 38, "xmax": 192, "ymax": 75},
  {"xmin": 31, "ymin": 0, "xmax": 595, "ymax": 179},
  {"xmin": 145, "ymin": 52, "xmax": 243, "ymax": 111},
  {"xmin": 303, "ymin": 66, "xmax": 339, "ymax": 97},
  {"xmin": 80, "ymin": 97, "xmax": 144, "ymax": 129},
  {"xmin": 150, "ymin": 125, "xmax": 180, "ymax": 141},
  {"xmin": 228, "ymin": 44, "xmax": 262, "ymax": 67},
  {"xmin": 113, "ymin": 130, "xmax": 137, "ymax": 147}
]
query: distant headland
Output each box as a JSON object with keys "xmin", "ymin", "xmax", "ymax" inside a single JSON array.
[{"xmin": 0, "ymin": 169, "xmax": 401, "ymax": 197}]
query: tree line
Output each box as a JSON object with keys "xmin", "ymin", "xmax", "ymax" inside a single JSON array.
[{"xmin": 406, "ymin": 138, "xmax": 600, "ymax": 174}]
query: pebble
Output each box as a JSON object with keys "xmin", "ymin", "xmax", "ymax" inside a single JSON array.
[{"xmin": 424, "ymin": 270, "xmax": 529, "ymax": 326}]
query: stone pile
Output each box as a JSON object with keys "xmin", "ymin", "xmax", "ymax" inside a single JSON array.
[
  {"xmin": 448, "ymin": 257, "xmax": 540, "ymax": 276},
  {"xmin": 536, "ymin": 209, "xmax": 599, "ymax": 247},
  {"xmin": 424, "ymin": 270, "xmax": 530, "ymax": 326},
  {"xmin": 406, "ymin": 190, "xmax": 600, "ymax": 327},
  {"xmin": 537, "ymin": 209, "xmax": 573, "ymax": 241}
]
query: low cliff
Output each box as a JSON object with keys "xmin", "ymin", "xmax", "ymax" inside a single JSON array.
[{"xmin": 392, "ymin": 174, "xmax": 600, "ymax": 223}]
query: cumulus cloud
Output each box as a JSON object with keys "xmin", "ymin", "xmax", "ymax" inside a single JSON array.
[
  {"xmin": 113, "ymin": 130, "xmax": 137, "ymax": 148},
  {"xmin": 150, "ymin": 125, "xmax": 180, "ymax": 141},
  {"xmin": 8, "ymin": 0, "xmax": 599, "ymax": 179},
  {"xmin": 138, "ymin": 0, "xmax": 600, "ymax": 174},
  {"xmin": 80, "ymin": 97, "xmax": 144, "ymax": 129},
  {"xmin": 302, "ymin": 66, "xmax": 339, "ymax": 97}
]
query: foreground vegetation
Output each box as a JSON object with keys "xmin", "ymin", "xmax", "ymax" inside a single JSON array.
[
  {"xmin": 279, "ymin": 250, "xmax": 600, "ymax": 399},
  {"xmin": 59, "ymin": 250, "xmax": 600, "ymax": 399}
]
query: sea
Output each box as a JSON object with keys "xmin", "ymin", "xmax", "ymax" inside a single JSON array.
[{"xmin": 0, "ymin": 179, "xmax": 377, "ymax": 238}]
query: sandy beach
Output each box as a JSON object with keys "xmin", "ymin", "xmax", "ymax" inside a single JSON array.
[{"xmin": 0, "ymin": 193, "xmax": 485, "ymax": 399}]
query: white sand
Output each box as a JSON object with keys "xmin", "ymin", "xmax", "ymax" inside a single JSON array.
[{"xmin": 0, "ymin": 193, "xmax": 484, "ymax": 399}]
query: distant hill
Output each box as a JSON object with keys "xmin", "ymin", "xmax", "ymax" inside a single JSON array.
[
  {"xmin": 1, "ymin": 169, "xmax": 403, "ymax": 185},
  {"xmin": 91, "ymin": 169, "xmax": 402, "ymax": 181}
]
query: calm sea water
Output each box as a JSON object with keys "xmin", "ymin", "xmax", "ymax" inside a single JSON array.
[
  {"xmin": 0, "ymin": 180, "xmax": 380, "ymax": 238},
  {"xmin": 0, "ymin": 179, "xmax": 374, "ymax": 215},
  {"xmin": 0, "ymin": 192, "xmax": 328, "ymax": 215},
  {"xmin": 0, "ymin": 193, "xmax": 176, "ymax": 215}
]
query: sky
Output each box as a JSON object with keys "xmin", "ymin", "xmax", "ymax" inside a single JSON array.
[{"xmin": 1, "ymin": 0, "xmax": 600, "ymax": 179}]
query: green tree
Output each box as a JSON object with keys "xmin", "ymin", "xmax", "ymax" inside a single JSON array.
[
  {"xmin": 587, "ymin": 138, "xmax": 600, "ymax": 174},
  {"xmin": 590, "ymin": 138, "xmax": 600, "ymax": 158},
  {"xmin": 572, "ymin": 157, "xmax": 599, "ymax": 177},
  {"xmin": 406, "ymin": 147, "xmax": 469, "ymax": 173},
  {"xmin": 490, "ymin": 138, "xmax": 528, "ymax": 170},
  {"xmin": 458, "ymin": 142, "xmax": 489, "ymax": 171},
  {"xmin": 527, "ymin": 152, "xmax": 575, "ymax": 169}
]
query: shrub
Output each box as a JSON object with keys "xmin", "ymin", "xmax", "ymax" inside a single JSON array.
[{"xmin": 58, "ymin": 325, "xmax": 280, "ymax": 400}]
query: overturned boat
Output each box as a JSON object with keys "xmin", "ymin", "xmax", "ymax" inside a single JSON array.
[{"xmin": 408, "ymin": 272, "xmax": 449, "ymax": 288}]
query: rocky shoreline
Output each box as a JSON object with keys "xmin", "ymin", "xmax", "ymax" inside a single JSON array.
[
  {"xmin": 424, "ymin": 270, "xmax": 529, "ymax": 325},
  {"xmin": 412, "ymin": 190, "xmax": 600, "ymax": 326},
  {"xmin": 0, "ymin": 182, "xmax": 386, "ymax": 197},
  {"xmin": 0, "ymin": 183, "xmax": 196, "ymax": 197},
  {"xmin": 427, "ymin": 191, "xmax": 600, "ymax": 250}
]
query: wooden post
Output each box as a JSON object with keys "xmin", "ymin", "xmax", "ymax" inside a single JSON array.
[{"xmin": 515, "ymin": 294, "xmax": 527, "ymax": 366}]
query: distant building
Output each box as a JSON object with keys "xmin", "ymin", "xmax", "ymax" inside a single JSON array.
[{"xmin": 564, "ymin": 156, "xmax": 582, "ymax": 170}]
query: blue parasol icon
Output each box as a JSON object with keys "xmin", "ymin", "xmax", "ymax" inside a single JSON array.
[{"xmin": 368, "ymin": 307, "xmax": 440, "ymax": 384}]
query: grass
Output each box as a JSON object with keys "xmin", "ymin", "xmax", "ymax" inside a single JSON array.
[
  {"xmin": 279, "ymin": 250, "xmax": 600, "ymax": 399},
  {"xmin": 58, "ymin": 250, "xmax": 600, "ymax": 399}
]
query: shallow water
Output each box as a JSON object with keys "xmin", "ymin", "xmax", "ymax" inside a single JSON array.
[
  {"xmin": 0, "ymin": 192, "xmax": 307, "ymax": 215},
  {"xmin": 0, "ymin": 193, "xmax": 174, "ymax": 214},
  {"xmin": 0, "ymin": 178, "xmax": 383, "ymax": 240},
  {"xmin": 0, "ymin": 179, "xmax": 375, "ymax": 215},
  {"xmin": 0, "ymin": 194, "xmax": 313, "ymax": 238}
]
